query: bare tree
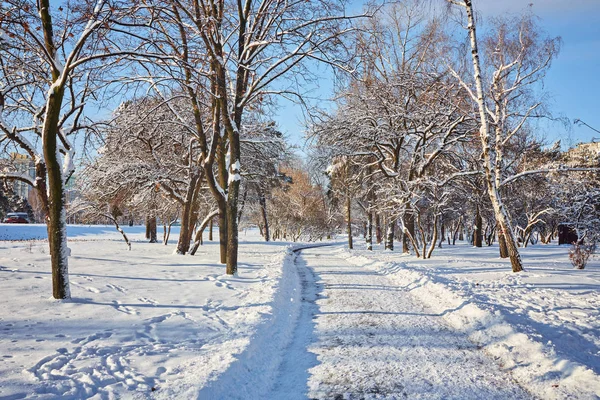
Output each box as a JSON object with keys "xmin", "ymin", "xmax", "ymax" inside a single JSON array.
[
  {"xmin": 152, "ymin": 0, "xmax": 365, "ymax": 274},
  {"xmin": 445, "ymin": 1, "xmax": 561, "ymax": 271},
  {"xmin": 0, "ymin": 0, "xmax": 152, "ymax": 298}
]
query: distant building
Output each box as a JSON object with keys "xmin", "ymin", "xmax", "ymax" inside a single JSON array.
[
  {"xmin": 565, "ymin": 141, "xmax": 600, "ymax": 166},
  {"xmin": 9, "ymin": 153, "xmax": 35, "ymax": 199}
]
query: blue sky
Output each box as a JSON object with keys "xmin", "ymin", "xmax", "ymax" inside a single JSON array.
[
  {"xmin": 488, "ymin": 0, "xmax": 600, "ymax": 147},
  {"xmin": 275, "ymin": 0, "xmax": 600, "ymax": 154}
]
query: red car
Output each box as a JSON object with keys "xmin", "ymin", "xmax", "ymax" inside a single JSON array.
[{"xmin": 3, "ymin": 212, "xmax": 30, "ymax": 223}]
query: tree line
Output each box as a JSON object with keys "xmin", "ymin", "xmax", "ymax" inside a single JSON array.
[
  {"xmin": 309, "ymin": 1, "xmax": 600, "ymax": 270},
  {"xmin": 0, "ymin": 0, "xmax": 598, "ymax": 299}
]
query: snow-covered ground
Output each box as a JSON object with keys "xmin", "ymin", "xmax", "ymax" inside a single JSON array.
[
  {"xmin": 344, "ymin": 242, "xmax": 600, "ymax": 399},
  {"xmin": 268, "ymin": 246, "xmax": 529, "ymax": 400},
  {"xmin": 0, "ymin": 225, "xmax": 299, "ymax": 399},
  {"xmin": 0, "ymin": 224, "xmax": 146, "ymax": 242},
  {"xmin": 2, "ymin": 226, "xmax": 599, "ymax": 399}
]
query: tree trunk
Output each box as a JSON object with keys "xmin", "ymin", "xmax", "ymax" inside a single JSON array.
[
  {"xmin": 37, "ymin": 1, "xmax": 70, "ymax": 299},
  {"xmin": 346, "ymin": 189, "xmax": 353, "ymax": 249},
  {"xmin": 402, "ymin": 212, "xmax": 415, "ymax": 253},
  {"xmin": 501, "ymin": 219, "xmax": 522, "ymax": 270},
  {"xmin": 462, "ymin": 0, "xmax": 523, "ymax": 272},
  {"xmin": 176, "ymin": 173, "xmax": 201, "ymax": 254},
  {"xmin": 148, "ymin": 217, "xmax": 157, "ymax": 243},
  {"xmin": 498, "ymin": 226, "xmax": 509, "ymax": 258},
  {"xmin": 226, "ymin": 191, "xmax": 239, "ymax": 275},
  {"xmin": 258, "ymin": 187, "xmax": 270, "ymax": 242},
  {"xmin": 165, "ymin": 224, "xmax": 171, "ymax": 245},
  {"xmin": 145, "ymin": 216, "xmax": 151, "ymax": 240},
  {"xmin": 190, "ymin": 210, "xmax": 219, "ymax": 255},
  {"xmin": 209, "ymin": 218, "xmax": 213, "ymax": 241},
  {"xmin": 111, "ymin": 218, "xmax": 131, "ymax": 250},
  {"xmin": 44, "ymin": 87, "xmax": 70, "ymax": 299},
  {"xmin": 366, "ymin": 211, "xmax": 373, "ymax": 250},
  {"xmin": 217, "ymin": 203, "xmax": 227, "ymax": 263},
  {"xmin": 416, "ymin": 213, "xmax": 427, "ymax": 258},
  {"xmin": 385, "ymin": 219, "xmax": 394, "ymax": 251},
  {"xmin": 34, "ymin": 161, "xmax": 50, "ymax": 220},
  {"xmin": 426, "ymin": 215, "xmax": 439, "ymax": 259},
  {"xmin": 523, "ymin": 226, "xmax": 535, "ymax": 248},
  {"xmin": 474, "ymin": 205, "xmax": 483, "ymax": 247},
  {"xmin": 404, "ymin": 226, "xmax": 421, "ymax": 258},
  {"xmin": 375, "ymin": 213, "xmax": 382, "ymax": 244},
  {"xmin": 225, "ymin": 123, "xmax": 241, "ymax": 275}
]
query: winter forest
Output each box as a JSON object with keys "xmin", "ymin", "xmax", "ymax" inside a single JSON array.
[{"xmin": 1, "ymin": 0, "xmax": 600, "ymax": 399}]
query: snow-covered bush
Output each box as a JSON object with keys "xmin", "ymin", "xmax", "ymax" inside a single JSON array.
[{"xmin": 569, "ymin": 242, "xmax": 596, "ymax": 269}]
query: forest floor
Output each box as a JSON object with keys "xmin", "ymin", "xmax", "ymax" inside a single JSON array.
[{"xmin": 0, "ymin": 225, "xmax": 599, "ymax": 399}]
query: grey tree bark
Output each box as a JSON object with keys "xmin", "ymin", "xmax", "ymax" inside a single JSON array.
[{"xmin": 258, "ymin": 187, "xmax": 270, "ymax": 242}]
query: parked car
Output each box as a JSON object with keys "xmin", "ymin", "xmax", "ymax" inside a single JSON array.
[{"xmin": 3, "ymin": 212, "xmax": 30, "ymax": 223}]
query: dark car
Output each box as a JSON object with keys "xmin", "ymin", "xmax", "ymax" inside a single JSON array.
[{"xmin": 3, "ymin": 212, "xmax": 30, "ymax": 223}]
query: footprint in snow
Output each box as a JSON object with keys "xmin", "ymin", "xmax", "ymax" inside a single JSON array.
[
  {"xmin": 138, "ymin": 297, "xmax": 159, "ymax": 306},
  {"xmin": 106, "ymin": 283, "xmax": 127, "ymax": 293},
  {"xmin": 112, "ymin": 301, "xmax": 139, "ymax": 315},
  {"xmin": 71, "ymin": 281, "xmax": 101, "ymax": 294}
]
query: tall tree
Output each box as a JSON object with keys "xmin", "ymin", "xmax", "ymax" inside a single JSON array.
[
  {"xmin": 0, "ymin": 0, "xmax": 149, "ymax": 298},
  {"xmin": 158, "ymin": 0, "xmax": 364, "ymax": 274},
  {"xmin": 446, "ymin": 1, "xmax": 560, "ymax": 271}
]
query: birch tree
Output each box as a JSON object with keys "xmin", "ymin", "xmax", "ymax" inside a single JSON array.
[{"xmin": 445, "ymin": 1, "xmax": 562, "ymax": 271}]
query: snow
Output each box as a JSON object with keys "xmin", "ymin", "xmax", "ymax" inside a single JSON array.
[
  {"xmin": 343, "ymin": 242, "xmax": 600, "ymax": 399},
  {"xmin": 286, "ymin": 246, "xmax": 528, "ymax": 399},
  {"xmin": 61, "ymin": 146, "xmax": 75, "ymax": 184},
  {"xmin": 0, "ymin": 224, "xmax": 143, "ymax": 242},
  {"xmin": 1, "ymin": 227, "xmax": 599, "ymax": 399},
  {"xmin": 228, "ymin": 160, "xmax": 241, "ymax": 183},
  {"xmin": 0, "ymin": 226, "xmax": 302, "ymax": 399},
  {"xmin": 228, "ymin": 173, "xmax": 241, "ymax": 183}
]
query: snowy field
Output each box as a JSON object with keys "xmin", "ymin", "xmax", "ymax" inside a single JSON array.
[
  {"xmin": 0, "ymin": 224, "xmax": 145, "ymax": 242},
  {"xmin": 1, "ymin": 225, "xmax": 599, "ymax": 399},
  {"xmin": 0, "ymin": 225, "xmax": 301, "ymax": 399}
]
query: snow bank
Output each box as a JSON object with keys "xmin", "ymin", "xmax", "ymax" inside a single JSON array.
[
  {"xmin": 342, "ymin": 249, "xmax": 600, "ymax": 400},
  {"xmin": 197, "ymin": 246, "xmax": 302, "ymax": 399},
  {"xmin": 197, "ymin": 243, "xmax": 339, "ymax": 399}
]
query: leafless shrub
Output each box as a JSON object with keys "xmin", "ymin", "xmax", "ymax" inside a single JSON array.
[{"xmin": 569, "ymin": 242, "xmax": 596, "ymax": 269}]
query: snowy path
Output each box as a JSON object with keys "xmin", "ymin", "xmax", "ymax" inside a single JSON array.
[{"xmin": 270, "ymin": 246, "xmax": 531, "ymax": 400}]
